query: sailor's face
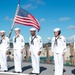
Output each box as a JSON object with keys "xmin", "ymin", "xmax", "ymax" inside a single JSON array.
[
  {"xmin": 30, "ymin": 31, "xmax": 36, "ymax": 36},
  {"xmin": 15, "ymin": 30, "xmax": 20, "ymax": 36},
  {"xmin": 54, "ymin": 32, "xmax": 59, "ymax": 37},
  {"xmin": 1, "ymin": 32, "xmax": 5, "ymax": 36}
]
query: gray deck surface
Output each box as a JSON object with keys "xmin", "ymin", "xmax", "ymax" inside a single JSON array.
[{"xmin": 0, "ymin": 61, "xmax": 74, "ymax": 75}]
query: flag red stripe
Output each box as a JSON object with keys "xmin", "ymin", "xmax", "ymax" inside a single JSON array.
[
  {"xmin": 15, "ymin": 21, "xmax": 40, "ymax": 30},
  {"xmin": 15, "ymin": 15, "xmax": 31, "ymax": 20},
  {"xmin": 14, "ymin": 20, "xmax": 39, "ymax": 27},
  {"xmin": 15, "ymin": 20, "xmax": 40, "ymax": 29},
  {"xmin": 15, "ymin": 17, "xmax": 39, "ymax": 26},
  {"xmin": 28, "ymin": 14, "xmax": 40, "ymax": 27},
  {"xmin": 15, "ymin": 15, "xmax": 39, "ymax": 26}
]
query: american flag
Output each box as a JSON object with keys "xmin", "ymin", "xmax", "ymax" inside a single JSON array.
[{"xmin": 14, "ymin": 8, "xmax": 40, "ymax": 31}]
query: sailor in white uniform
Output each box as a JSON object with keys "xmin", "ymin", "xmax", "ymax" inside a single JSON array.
[
  {"xmin": 13, "ymin": 28, "xmax": 25, "ymax": 73},
  {"xmin": 0, "ymin": 30, "xmax": 9, "ymax": 72},
  {"xmin": 0, "ymin": 31, "xmax": 1, "ymax": 69},
  {"xmin": 74, "ymin": 38, "xmax": 75, "ymax": 54},
  {"xmin": 51, "ymin": 28, "xmax": 67, "ymax": 75},
  {"xmin": 29, "ymin": 28, "xmax": 43, "ymax": 75}
]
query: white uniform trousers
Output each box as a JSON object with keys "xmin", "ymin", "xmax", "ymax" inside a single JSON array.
[
  {"xmin": 0, "ymin": 50, "xmax": 8, "ymax": 71},
  {"xmin": 54, "ymin": 53, "xmax": 63, "ymax": 75},
  {"xmin": 14, "ymin": 50, "xmax": 22, "ymax": 72},
  {"xmin": 31, "ymin": 54, "xmax": 40, "ymax": 73}
]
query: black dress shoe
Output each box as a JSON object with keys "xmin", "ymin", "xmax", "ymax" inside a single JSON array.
[
  {"xmin": 4, "ymin": 70, "xmax": 8, "ymax": 72},
  {"xmin": 36, "ymin": 73, "xmax": 39, "ymax": 75},
  {"xmin": 13, "ymin": 71, "xmax": 17, "ymax": 73},
  {"xmin": 29, "ymin": 72, "xmax": 35, "ymax": 74},
  {"xmin": 17, "ymin": 72, "xmax": 22, "ymax": 73},
  {"xmin": 53, "ymin": 69, "xmax": 55, "ymax": 71}
]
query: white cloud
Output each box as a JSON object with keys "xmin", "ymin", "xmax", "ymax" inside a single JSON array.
[
  {"xmin": 10, "ymin": 18, "xmax": 13, "ymax": 21},
  {"xmin": 4, "ymin": 16, "xmax": 13, "ymax": 21},
  {"xmin": 46, "ymin": 37, "xmax": 51, "ymax": 43},
  {"xmin": 36, "ymin": 0, "xmax": 45, "ymax": 5},
  {"xmin": 66, "ymin": 35, "xmax": 75, "ymax": 43},
  {"xmin": 44, "ymin": 37, "xmax": 51, "ymax": 43},
  {"xmin": 70, "ymin": 35, "xmax": 75, "ymax": 40},
  {"xmin": 59, "ymin": 17, "xmax": 71, "ymax": 21},
  {"xmin": 51, "ymin": 20, "xmax": 55, "ymax": 22},
  {"xmin": 30, "ymin": 0, "xmax": 45, "ymax": 5},
  {"xmin": 67, "ymin": 25, "xmax": 75, "ymax": 30},
  {"xmin": 40, "ymin": 18, "xmax": 46, "ymax": 23},
  {"xmin": 22, "ymin": 3, "xmax": 37, "ymax": 10},
  {"xmin": 4, "ymin": 16, "xmax": 9, "ymax": 20},
  {"xmin": 47, "ymin": 37, "xmax": 51, "ymax": 41},
  {"xmin": 22, "ymin": 0, "xmax": 45, "ymax": 10}
]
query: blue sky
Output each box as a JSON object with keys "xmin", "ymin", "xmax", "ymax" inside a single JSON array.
[{"xmin": 0, "ymin": 0, "xmax": 75, "ymax": 42}]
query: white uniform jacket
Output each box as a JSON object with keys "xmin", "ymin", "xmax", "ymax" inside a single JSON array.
[
  {"xmin": 13, "ymin": 35, "xmax": 25, "ymax": 50},
  {"xmin": 29, "ymin": 35, "xmax": 43, "ymax": 54},
  {"xmin": 0, "ymin": 36, "xmax": 9, "ymax": 51},
  {"xmin": 51, "ymin": 36, "xmax": 67, "ymax": 54},
  {"xmin": 74, "ymin": 38, "xmax": 75, "ymax": 50}
]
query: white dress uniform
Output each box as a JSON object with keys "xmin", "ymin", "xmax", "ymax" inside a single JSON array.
[
  {"xmin": 51, "ymin": 28, "xmax": 67, "ymax": 75},
  {"xmin": 13, "ymin": 32, "xmax": 25, "ymax": 72},
  {"xmin": 0, "ymin": 31, "xmax": 9, "ymax": 71},
  {"xmin": 29, "ymin": 28, "xmax": 43, "ymax": 74},
  {"xmin": 74, "ymin": 38, "xmax": 75, "ymax": 50}
]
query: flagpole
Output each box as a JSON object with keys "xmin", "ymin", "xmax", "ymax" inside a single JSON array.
[{"xmin": 8, "ymin": 0, "xmax": 21, "ymax": 38}]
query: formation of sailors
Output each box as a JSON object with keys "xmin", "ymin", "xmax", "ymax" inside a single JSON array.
[{"xmin": 0, "ymin": 27, "xmax": 74, "ymax": 75}]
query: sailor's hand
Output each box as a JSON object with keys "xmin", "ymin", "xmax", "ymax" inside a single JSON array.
[
  {"xmin": 29, "ymin": 52, "xmax": 31, "ymax": 57},
  {"xmin": 21, "ymin": 50, "xmax": 23, "ymax": 53},
  {"xmin": 62, "ymin": 52, "xmax": 65, "ymax": 56},
  {"xmin": 38, "ymin": 51, "xmax": 41, "ymax": 56},
  {"xmin": 6, "ymin": 51, "xmax": 8, "ymax": 55},
  {"xmin": 74, "ymin": 50, "xmax": 75, "ymax": 54},
  {"xmin": 30, "ymin": 52, "xmax": 31, "ymax": 55},
  {"xmin": 52, "ymin": 52, "xmax": 54, "ymax": 56}
]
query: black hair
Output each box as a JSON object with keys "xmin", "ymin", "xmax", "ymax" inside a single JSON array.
[{"xmin": 58, "ymin": 30, "xmax": 61, "ymax": 35}]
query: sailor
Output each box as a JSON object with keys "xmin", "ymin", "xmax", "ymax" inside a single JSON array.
[
  {"xmin": 13, "ymin": 28, "xmax": 25, "ymax": 73},
  {"xmin": 29, "ymin": 28, "xmax": 43, "ymax": 75},
  {"xmin": 74, "ymin": 38, "xmax": 75, "ymax": 54},
  {"xmin": 0, "ymin": 30, "xmax": 9, "ymax": 72},
  {"xmin": 51, "ymin": 28, "xmax": 67, "ymax": 75},
  {"xmin": 0, "ymin": 31, "xmax": 1, "ymax": 69}
]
